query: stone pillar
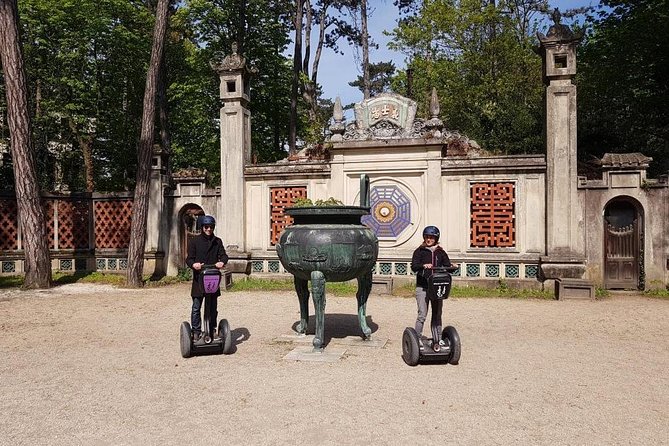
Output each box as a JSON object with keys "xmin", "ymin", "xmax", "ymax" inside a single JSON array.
[
  {"xmin": 537, "ymin": 12, "xmax": 589, "ymax": 285},
  {"xmin": 146, "ymin": 144, "xmax": 170, "ymax": 274},
  {"xmin": 211, "ymin": 44, "xmax": 253, "ymax": 270}
]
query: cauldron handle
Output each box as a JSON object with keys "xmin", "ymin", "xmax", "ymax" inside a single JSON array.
[{"xmin": 360, "ymin": 174, "xmax": 370, "ymax": 207}]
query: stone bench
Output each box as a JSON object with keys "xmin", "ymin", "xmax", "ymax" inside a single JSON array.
[
  {"xmin": 371, "ymin": 276, "xmax": 393, "ymax": 295},
  {"xmin": 221, "ymin": 270, "xmax": 233, "ymax": 290},
  {"xmin": 555, "ymin": 278, "xmax": 595, "ymax": 300}
]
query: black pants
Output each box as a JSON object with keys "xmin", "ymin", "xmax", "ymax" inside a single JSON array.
[{"xmin": 191, "ymin": 295, "xmax": 217, "ymax": 334}]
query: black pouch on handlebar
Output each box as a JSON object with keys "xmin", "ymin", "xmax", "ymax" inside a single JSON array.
[{"xmin": 427, "ymin": 269, "xmax": 452, "ymax": 300}]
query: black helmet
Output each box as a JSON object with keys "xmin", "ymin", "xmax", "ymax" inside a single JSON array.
[
  {"xmin": 422, "ymin": 225, "xmax": 440, "ymax": 241},
  {"xmin": 199, "ymin": 215, "xmax": 216, "ymax": 228}
]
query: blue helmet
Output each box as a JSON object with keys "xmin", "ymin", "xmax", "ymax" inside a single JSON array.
[
  {"xmin": 422, "ymin": 225, "xmax": 440, "ymax": 241},
  {"xmin": 199, "ymin": 215, "xmax": 216, "ymax": 229}
]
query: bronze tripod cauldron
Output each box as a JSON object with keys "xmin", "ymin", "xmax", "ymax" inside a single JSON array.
[{"xmin": 276, "ymin": 175, "xmax": 379, "ymax": 350}]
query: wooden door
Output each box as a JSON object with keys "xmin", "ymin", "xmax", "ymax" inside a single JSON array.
[{"xmin": 604, "ymin": 221, "xmax": 638, "ymax": 289}]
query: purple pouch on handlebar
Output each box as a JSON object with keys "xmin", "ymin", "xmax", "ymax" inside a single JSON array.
[{"xmin": 202, "ymin": 269, "xmax": 221, "ymax": 294}]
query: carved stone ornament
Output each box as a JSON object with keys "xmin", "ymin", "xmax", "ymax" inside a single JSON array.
[
  {"xmin": 537, "ymin": 8, "xmax": 583, "ymax": 43},
  {"xmin": 210, "ymin": 42, "xmax": 247, "ymax": 72},
  {"xmin": 329, "ymin": 96, "xmax": 346, "ymax": 142}
]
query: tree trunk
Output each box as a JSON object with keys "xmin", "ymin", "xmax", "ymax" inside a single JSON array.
[
  {"xmin": 126, "ymin": 0, "xmax": 170, "ymax": 287},
  {"xmin": 0, "ymin": 0, "xmax": 51, "ymax": 288},
  {"xmin": 237, "ymin": 0, "xmax": 246, "ymax": 54},
  {"xmin": 81, "ymin": 135, "xmax": 95, "ymax": 192},
  {"xmin": 302, "ymin": 4, "xmax": 328, "ymax": 123},
  {"xmin": 68, "ymin": 119, "xmax": 96, "ymax": 192},
  {"xmin": 360, "ymin": 0, "xmax": 370, "ymax": 99},
  {"xmin": 289, "ymin": 0, "xmax": 304, "ymax": 154},
  {"xmin": 157, "ymin": 50, "xmax": 171, "ymax": 158}
]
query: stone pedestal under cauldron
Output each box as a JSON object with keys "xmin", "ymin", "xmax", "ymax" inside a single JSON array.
[{"xmin": 276, "ymin": 175, "xmax": 379, "ymax": 350}]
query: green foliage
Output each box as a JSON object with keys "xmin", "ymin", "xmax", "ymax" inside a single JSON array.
[
  {"xmin": 52, "ymin": 271, "xmax": 127, "ymax": 286},
  {"xmin": 13, "ymin": 0, "xmax": 154, "ymax": 191},
  {"xmin": 230, "ymin": 277, "xmax": 294, "ymax": 292},
  {"xmin": 393, "ymin": 281, "xmax": 553, "ymax": 299},
  {"xmin": 577, "ymin": 0, "xmax": 669, "ymax": 177},
  {"xmin": 595, "ymin": 286, "xmax": 610, "ymax": 298},
  {"xmin": 349, "ymin": 61, "xmax": 397, "ymax": 96},
  {"xmin": 229, "ymin": 277, "xmax": 359, "ymax": 296},
  {"xmin": 388, "ymin": 0, "xmax": 545, "ymax": 155},
  {"xmin": 171, "ymin": 0, "xmax": 294, "ymax": 171},
  {"xmin": 0, "ymin": 276, "xmax": 24, "ymax": 288},
  {"xmin": 291, "ymin": 197, "xmax": 345, "ymax": 207},
  {"xmin": 2, "ymin": 0, "xmax": 297, "ymax": 191},
  {"xmin": 176, "ymin": 267, "xmax": 193, "ymax": 281},
  {"xmin": 643, "ymin": 288, "xmax": 669, "ymax": 299}
]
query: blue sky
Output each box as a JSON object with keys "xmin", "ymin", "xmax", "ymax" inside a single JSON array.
[{"xmin": 316, "ymin": 0, "xmax": 601, "ymax": 107}]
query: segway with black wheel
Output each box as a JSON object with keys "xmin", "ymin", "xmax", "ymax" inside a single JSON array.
[
  {"xmin": 179, "ymin": 265, "xmax": 233, "ymax": 358},
  {"xmin": 401, "ymin": 265, "xmax": 461, "ymax": 366}
]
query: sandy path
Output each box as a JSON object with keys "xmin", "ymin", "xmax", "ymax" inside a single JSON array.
[{"xmin": 0, "ymin": 284, "xmax": 667, "ymax": 445}]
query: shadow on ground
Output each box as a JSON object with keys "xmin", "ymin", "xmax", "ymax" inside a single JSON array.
[{"xmin": 291, "ymin": 313, "xmax": 379, "ymax": 346}]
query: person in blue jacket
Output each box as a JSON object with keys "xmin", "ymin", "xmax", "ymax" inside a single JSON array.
[
  {"xmin": 186, "ymin": 215, "xmax": 228, "ymax": 340},
  {"xmin": 410, "ymin": 225, "xmax": 455, "ymax": 352}
]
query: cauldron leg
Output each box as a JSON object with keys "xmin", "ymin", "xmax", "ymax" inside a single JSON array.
[
  {"xmin": 310, "ymin": 270, "xmax": 326, "ymax": 350},
  {"xmin": 294, "ymin": 277, "xmax": 310, "ymax": 334},
  {"xmin": 356, "ymin": 270, "xmax": 373, "ymax": 339}
]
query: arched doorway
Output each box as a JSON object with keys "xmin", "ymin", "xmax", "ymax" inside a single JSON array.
[
  {"xmin": 178, "ymin": 204, "xmax": 204, "ymax": 268},
  {"xmin": 604, "ymin": 197, "xmax": 643, "ymax": 290}
]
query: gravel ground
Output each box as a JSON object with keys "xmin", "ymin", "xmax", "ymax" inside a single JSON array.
[{"xmin": 0, "ymin": 283, "xmax": 667, "ymax": 445}]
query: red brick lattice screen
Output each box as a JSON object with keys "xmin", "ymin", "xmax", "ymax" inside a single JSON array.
[
  {"xmin": 58, "ymin": 200, "xmax": 90, "ymax": 249},
  {"xmin": 0, "ymin": 199, "xmax": 18, "ymax": 250},
  {"xmin": 270, "ymin": 187, "xmax": 307, "ymax": 246},
  {"xmin": 94, "ymin": 199, "xmax": 133, "ymax": 249},
  {"xmin": 470, "ymin": 182, "xmax": 515, "ymax": 248},
  {"xmin": 44, "ymin": 200, "xmax": 56, "ymax": 249}
]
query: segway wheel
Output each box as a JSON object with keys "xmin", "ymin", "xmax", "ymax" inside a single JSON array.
[
  {"xmin": 402, "ymin": 327, "xmax": 421, "ymax": 366},
  {"xmin": 218, "ymin": 319, "xmax": 233, "ymax": 354},
  {"xmin": 442, "ymin": 326, "xmax": 461, "ymax": 365},
  {"xmin": 180, "ymin": 321, "xmax": 193, "ymax": 358}
]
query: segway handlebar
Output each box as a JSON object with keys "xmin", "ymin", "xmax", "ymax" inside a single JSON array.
[
  {"xmin": 431, "ymin": 265, "xmax": 459, "ymax": 273},
  {"xmin": 199, "ymin": 263, "xmax": 224, "ymax": 269}
]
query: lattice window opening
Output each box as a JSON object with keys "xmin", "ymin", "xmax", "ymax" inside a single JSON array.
[
  {"xmin": 466, "ymin": 264, "xmax": 481, "ymax": 277},
  {"xmin": 96, "ymin": 259, "xmax": 107, "ymax": 270},
  {"xmin": 379, "ymin": 262, "xmax": 392, "ymax": 275},
  {"xmin": 451, "ymin": 266, "xmax": 462, "ymax": 277},
  {"xmin": 394, "ymin": 263, "xmax": 408, "ymax": 275},
  {"xmin": 268, "ymin": 260, "xmax": 280, "ymax": 273},
  {"xmin": 59, "ymin": 259, "xmax": 73, "ymax": 271},
  {"xmin": 118, "ymin": 259, "xmax": 128, "ymax": 270},
  {"xmin": 470, "ymin": 182, "xmax": 516, "ymax": 248},
  {"xmin": 525, "ymin": 265, "xmax": 538, "ymax": 279},
  {"xmin": 2, "ymin": 261, "xmax": 16, "ymax": 273},
  {"xmin": 0, "ymin": 199, "xmax": 19, "ymax": 250},
  {"xmin": 505, "ymin": 264, "xmax": 520, "ymax": 278},
  {"xmin": 485, "ymin": 264, "xmax": 500, "ymax": 278},
  {"xmin": 270, "ymin": 187, "xmax": 307, "ymax": 246},
  {"xmin": 252, "ymin": 261, "xmax": 264, "ymax": 273},
  {"xmin": 108, "ymin": 259, "xmax": 118, "ymax": 270}
]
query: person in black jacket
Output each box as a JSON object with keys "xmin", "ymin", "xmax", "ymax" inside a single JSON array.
[
  {"xmin": 410, "ymin": 225, "xmax": 456, "ymax": 352},
  {"xmin": 186, "ymin": 215, "xmax": 228, "ymax": 340}
]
